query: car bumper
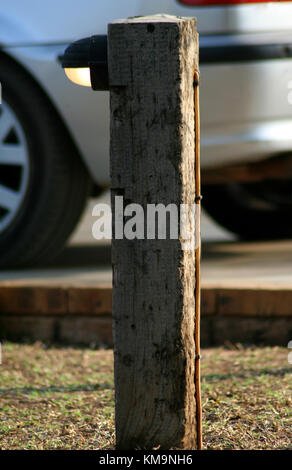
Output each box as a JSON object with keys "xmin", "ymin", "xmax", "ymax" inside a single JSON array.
[{"xmin": 199, "ymin": 34, "xmax": 292, "ymax": 168}]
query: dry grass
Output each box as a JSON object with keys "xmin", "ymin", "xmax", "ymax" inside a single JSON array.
[
  {"xmin": 201, "ymin": 345, "xmax": 291, "ymax": 449},
  {"xmin": 0, "ymin": 342, "xmax": 291, "ymax": 450}
]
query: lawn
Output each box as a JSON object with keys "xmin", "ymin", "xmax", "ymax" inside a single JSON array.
[{"xmin": 0, "ymin": 342, "xmax": 291, "ymax": 450}]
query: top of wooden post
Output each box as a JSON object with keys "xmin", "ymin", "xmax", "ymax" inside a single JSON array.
[
  {"xmin": 110, "ymin": 13, "xmax": 196, "ymax": 26},
  {"xmin": 108, "ymin": 14, "xmax": 198, "ymax": 89}
]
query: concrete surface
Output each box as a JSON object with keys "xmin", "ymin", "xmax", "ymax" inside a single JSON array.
[{"xmin": 1, "ymin": 193, "xmax": 292, "ymax": 290}]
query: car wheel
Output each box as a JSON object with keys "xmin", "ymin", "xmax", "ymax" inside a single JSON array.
[
  {"xmin": 0, "ymin": 56, "xmax": 91, "ymax": 267},
  {"xmin": 202, "ymin": 180, "xmax": 292, "ymax": 240}
]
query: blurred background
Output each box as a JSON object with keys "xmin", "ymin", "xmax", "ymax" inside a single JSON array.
[{"xmin": 1, "ymin": 0, "xmax": 292, "ymax": 269}]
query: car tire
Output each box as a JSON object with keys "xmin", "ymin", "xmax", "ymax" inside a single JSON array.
[
  {"xmin": 202, "ymin": 180, "xmax": 292, "ymax": 240},
  {"xmin": 0, "ymin": 55, "xmax": 91, "ymax": 267}
]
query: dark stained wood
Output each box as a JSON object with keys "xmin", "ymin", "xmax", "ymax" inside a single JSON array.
[{"xmin": 108, "ymin": 15, "xmax": 199, "ymax": 450}]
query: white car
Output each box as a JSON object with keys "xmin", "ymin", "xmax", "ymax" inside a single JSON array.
[{"xmin": 1, "ymin": 0, "xmax": 292, "ymax": 266}]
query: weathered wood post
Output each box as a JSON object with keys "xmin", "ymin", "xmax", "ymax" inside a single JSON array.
[{"xmin": 108, "ymin": 14, "xmax": 199, "ymax": 450}]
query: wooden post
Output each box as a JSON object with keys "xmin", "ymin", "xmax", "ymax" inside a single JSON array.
[{"xmin": 108, "ymin": 15, "xmax": 199, "ymax": 450}]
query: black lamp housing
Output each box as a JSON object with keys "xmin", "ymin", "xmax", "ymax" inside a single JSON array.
[{"xmin": 62, "ymin": 35, "xmax": 109, "ymax": 91}]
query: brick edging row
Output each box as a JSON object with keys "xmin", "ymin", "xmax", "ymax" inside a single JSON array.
[{"xmin": 0, "ymin": 284, "xmax": 291, "ymax": 346}]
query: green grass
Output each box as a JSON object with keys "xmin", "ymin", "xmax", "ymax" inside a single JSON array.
[{"xmin": 0, "ymin": 342, "xmax": 291, "ymax": 449}]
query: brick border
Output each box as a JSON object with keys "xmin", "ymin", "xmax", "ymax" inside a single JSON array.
[{"xmin": 0, "ymin": 284, "xmax": 291, "ymax": 346}]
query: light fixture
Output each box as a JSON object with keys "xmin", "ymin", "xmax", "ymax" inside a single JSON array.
[{"xmin": 62, "ymin": 35, "xmax": 109, "ymax": 91}]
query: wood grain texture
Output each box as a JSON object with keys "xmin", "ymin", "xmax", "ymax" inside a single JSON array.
[{"xmin": 108, "ymin": 15, "xmax": 199, "ymax": 450}]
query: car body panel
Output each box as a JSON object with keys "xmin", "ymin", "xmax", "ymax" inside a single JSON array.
[
  {"xmin": 1, "ymin": 1, "xmax": 292, "ymax": 184},
  {"xmin": 3, "ymin": 44, "xmax": 111, "ymax": 184},
  {"xmin": 2, "ymin": 1, "xmax": 292, "ymax": 44}
]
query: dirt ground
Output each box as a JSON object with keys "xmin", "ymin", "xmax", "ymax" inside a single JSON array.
[{"xmin": 0, "ymin": 342, "xmax": 291, "ymax": 450}]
